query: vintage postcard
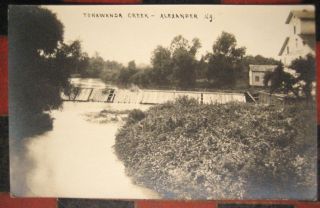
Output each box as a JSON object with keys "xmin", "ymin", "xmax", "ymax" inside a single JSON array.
[{"xmin": 8, "ymin": 5, "xmax": 317, "ymax": 200}]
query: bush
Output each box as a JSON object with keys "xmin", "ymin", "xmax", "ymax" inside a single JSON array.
[
  {"xmin": 127, "ymin": 109, "xmax": 146, "ymax": 124},
  {"xmin": 114, "ymin": 98, "xmax": 316, "ymax": 199}
]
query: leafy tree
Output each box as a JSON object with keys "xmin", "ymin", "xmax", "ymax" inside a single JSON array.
[
  {"xmin": 189, "ymin": 38, "xmax": 201, "ymax": 56},
  {"xmin": 127, "ymin": 60, "xmax": 137, "ymax": 72},
  {"xmin": 84, "ymin": 52, "xmax": 105, "ymax": 78},
  {"xmin": 8, "ymin": 6, "xmax": 76, "ymax": 139},
  {"xmin": 290, "ymin": 54, "xmax": 316, "ymax": 100},
  {"xmin": 129, "ymin": 68, "xmax": 152, "ymax": 87},
  {"xmin": 150, "ymin": 46, "xmax": 173, "ymax": 85},
  {"xmin": 207, "ymin": 32, "xmax": 246, "ymax": 87},
  {"xmin": 53, "ymin": 40, "xmax": 89, "ymax": 80},
  {"xmin": 117, "ymin": 61, "xmax": 138, "ymax": 85},
  {"xmin": 170, "ymin": 35, "xmax": 201, "ymax": 88},
  {"xmin": 264, "ymin": 55, "xmax": 316, "ymax": 101},
  {"xmin": 100, "ymin": 60, "xmax": 124, "ymax": 82},
  {"xmin": 83, "ymin": 53, "xmax": 125, "ymax": 81},
  {"xmin": 171, "ymin": 49, "xmax": 197, "ymax": 88},
  {"xmin": 104, "ymin": 60, "xmax": 124, "ymax": 71},
  {"xmin": 54, "ymin": 41, "xmax": 90, "ymax": 98},
  {"xmin": 196, "ymin": 56, "xmax": 209, "ymax": 79},
  {"xmin": 244, "ymin": 55, "xmax": 280, "ymax": 66},
  {"xmin": 59, "ymin": 40, "xmax": 89, "ymax": 76},
  {"xmin": 169, "ymin": 35, "xmax": 190, "ymax": 52},
  {"xmin": 263, "ymin": 63, "xmax": 298, "ymax": 96}
]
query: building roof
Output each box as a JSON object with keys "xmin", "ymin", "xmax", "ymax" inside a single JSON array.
[
  {"xmin": 249, "ymin": 65, "xmax": 277, "ymax": 72},
  {"xmin": 278, "ymin": 37, "xmax": 290, "ymax": 56},
  {"xmin": 285, "ymin": 10, "xmax": 315, "ymax": 24},
  {"xmin": 279, "ymin": 34, "xmax": 315, "ymax": 56}
]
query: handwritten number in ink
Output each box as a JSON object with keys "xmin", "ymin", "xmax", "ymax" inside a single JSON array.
[{"xmin": 205, "ymin": 14, "xmax": 213, "ymax": 22}]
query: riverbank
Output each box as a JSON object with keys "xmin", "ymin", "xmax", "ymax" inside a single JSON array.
[{"xmin": 115, "ymin": 98, "xmax": 317, "ymax": 199}]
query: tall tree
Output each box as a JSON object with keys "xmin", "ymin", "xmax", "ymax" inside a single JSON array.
[
  {"xmin": 117, "ymin": 61, "xmax": 138, "ymax": 85},
  {"xmin": 290, "ymin": 54, "xmax": 316, "ymax": 101},
  {"xmin": 150, "ymin": 46, "xmax": 173, "ymax": 85},
  {"xmin": 54, "ymin": 40, "xmax": 89, "ymax": 80},
  {"xmin": 85, "ymin": 52, "xmax": 105, "ymax": 78},
  {"xmin": 207, "ymin": 32, "xmax": 246, "ymax": 87},
  {"xmin": 170, "ymin": 35, "xmax": 201, "ymax": 88},
  {"xmin": 129, "ymin": 67, "xmax": 152, "ymax": 87},
  {"xmin": 9, "ymin": 6, "xmax": 76, "ymax": 139},
  {"xmin": 263, "ymin": 63, "xmax": 298, "ymax": 96},
  {"xmin": 127, "ymin": 60, "xmax": 137, "ymax": 72},
  {"xmin": 264, "ymin": 55, "xmax": 316, "ymax": 101},
  {"xmin": 62, "ymin": 40, "xmax": 89, "ymax": 76},
  {"xmin": 100, "ymin": 60, "xmax": 124, "ymax": 83}
]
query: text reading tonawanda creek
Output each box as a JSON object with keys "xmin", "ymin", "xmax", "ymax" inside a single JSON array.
[{"xmin": 83, "ymin": 12, "xmax": 214, "ymax": 22}]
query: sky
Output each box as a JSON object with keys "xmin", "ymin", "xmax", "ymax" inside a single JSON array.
[{"xmin": 45, "ymin": 5, "xmax": 314, "ymax": 66}]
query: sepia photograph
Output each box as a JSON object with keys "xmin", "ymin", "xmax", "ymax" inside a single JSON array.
[{"xmin": 8, "ymin": 5, "xmax": 317, "ymax": 200}]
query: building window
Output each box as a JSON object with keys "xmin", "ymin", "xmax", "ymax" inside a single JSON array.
[
  {"xmin": 303, "ymin": 40, "xmax": 306, "ymax": 45},
  {"xmin": 287, "ymin": 46, "xmax": 290, "ymax": 54},
  {"xmin": 296, "ymin": 38, "xmax": 298, "ymax": 47},
  {"xmin": 255, "ymin": 76, "xmax": 260, "ymax": 82},
  {"xmin": 294, "ymin": 26, "xmax": 296, "ymax": 34}
]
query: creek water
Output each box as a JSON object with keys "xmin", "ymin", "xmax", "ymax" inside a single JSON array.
[{"xmin": 10, "ymin": 101, "xmax": 160, "ymax": 199}]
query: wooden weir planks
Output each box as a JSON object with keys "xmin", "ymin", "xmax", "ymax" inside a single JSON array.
[
  {"xmin": 61, "ymin": 88, "xmax": 246, "ymax": 104},
  {"xmin": 113, "ymin": 89, "xmax": 141, "ymax": 104},
  {"xmin": 90, "ymin": 89, "xmax": 109, "ymax": 102},
  {"xmin": 203, "ymin": 93, "xmax": 246, "ymax": 104},
  {"xmin": 75, "ymin": 88, "xmax": 93, "ymax": 101}
]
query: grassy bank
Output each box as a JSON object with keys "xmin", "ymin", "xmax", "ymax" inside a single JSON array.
[{"xmin": 114, "ymin": 98, "xmax": 317, "ymax": 199}]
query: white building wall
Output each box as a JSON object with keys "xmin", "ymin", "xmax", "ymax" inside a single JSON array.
[
  {"xmin": 249, "ymin": 70, "xmax": 252, "ymax": 86},
  {"xmin": 290, "ymin": 16, "xmax": 301, "ymax": 34},
  {"xmin": 250, "ymin": 71, "xmax": 267, "ymax": 87},
  {"xmin": 280, "ymin": 17, "xmax": 315, "ymax": 67},
  {"xmin": 280, "ymin": 37, "xmax": 315, "ymax": 66}
]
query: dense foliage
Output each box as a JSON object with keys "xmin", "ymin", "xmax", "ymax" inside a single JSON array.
[
  {"xmin": 106, "ymin": 36, "xmax": 201, "ymax": 89},
  {"xmin": 9, "ymin": 6, "xmax": 83, "ymax": 139},
  {"xmin": 82, "ymin": 52, "xmax": 124, "ymax": 79},
  {"xmin": 263, "ymin": 54, "xmax": 316, "ymax": 100},
  {"xmin": 263, "ymin": 63, "xmax": 298, "ymax": 96},
  {"xmin": 206, "ymin": 32, "xmax": 246, "ymax": 87},
  {"xmin": 115, "ymin": 98, "xmax": 316, "ymax": 199},
  {"xmin": 243, "ymin": 55, "xmax": 280, "ymax": 66},
  {"xmin": 91, "ymin": 33, "xmax": 279, "ymax": 90},
  {"xmin": 290, "ymin": 54, "xmax": 316, "ymax": 100}
]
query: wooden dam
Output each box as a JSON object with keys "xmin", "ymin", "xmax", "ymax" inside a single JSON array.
[{"xmin": 61, "ymin": 88, "xmax": 246, "ymax": 104}]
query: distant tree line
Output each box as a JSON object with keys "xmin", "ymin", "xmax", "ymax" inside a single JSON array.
[
  {"xmin": 78, "ymin": 32, "xmax": 280, "ymax": 90},
  {"xmin": 59, "ymin": 31, "xmax": 316, "ymax": 100}
]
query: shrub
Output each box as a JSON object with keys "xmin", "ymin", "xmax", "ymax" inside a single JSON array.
[
  {"xmin": 114, "ymin": 98, "xmax": 316, "ymax": 199},
  {"xmin": 127, "ymin": 109, "xmax": 146, "ymax": 124}
]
